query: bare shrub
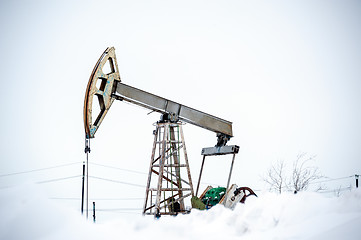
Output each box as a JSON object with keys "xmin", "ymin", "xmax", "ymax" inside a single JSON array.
[
  {"xmin": 263, "ymin": 153, "xmax": 323, "ymax": 193},
  {"xmin": 262, "ymin": 160, "xmax": 286, "ymax": 194},
  {"xmin": 291, "ymin": 153, "xmax": 323, "ymax": 192}
]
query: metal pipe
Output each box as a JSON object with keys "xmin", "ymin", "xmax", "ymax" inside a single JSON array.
[
  {"xmin": 93, "ymin": 202, "xmax": 96, "ymax": 223},
  {"xmin": 84, "ymin": 138, "xmax": 90, "ymax": 219},
  {"xmin": 224, "ymin": 153, "xmax": 236, "ymax": 200},
  {"xmin": 86, "ymin": 153, "xmax": 88, "ymax": 219},
  {"xmin": 81, "ymin": 162, "xmax": 85, "ymax": 214},
  {"xmin": 196, "ymin": 155, "xmax": 206, "ymax": 197}
]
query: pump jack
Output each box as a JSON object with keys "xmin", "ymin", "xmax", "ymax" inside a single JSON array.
[{"xmin": 83, "ymin": 47, "xmax": 256, "ymax": 217}]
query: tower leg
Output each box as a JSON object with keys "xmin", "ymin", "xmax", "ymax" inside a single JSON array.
[
  {"xmin": 143, "ymin": 122, "xmax": 194, "ymax": 216},
  {"xmin": 143, "ymin": 126, "xmax": 159, "ymax": 215}
]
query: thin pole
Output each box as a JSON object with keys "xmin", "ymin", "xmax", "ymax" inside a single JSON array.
[
  {"xmin": 84, "ymin": 138, "xmax": 91, "ymax": 219},
  {"xmin": 143, "ymin": 126, "xmax": 159, "ymax": 215},
  {"xmin": 81, "ymin": 161, "xmax": 85, "ymax": 214},
  {"xmin": 86, "ymin": 149, "xmax": 89, "ymax": 219},
  {"xmin": 224, "ymin": 153, "xmax": 236, "ymax": 201},
  {"xmin": 356, "ymin": 174, "xmax": 359, "ymax": 188},
  {"xmin": 93, "ymin": 202, "xmax": 96, "ymax": 223},
  {"xmin": 196, "ymin": 155, "xmax": 206, "ymax": 197}
]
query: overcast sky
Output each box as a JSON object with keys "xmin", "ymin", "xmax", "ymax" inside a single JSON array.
[{"xmin": 0, "ymin": 0, "xmax": 360, "ymax": 216}]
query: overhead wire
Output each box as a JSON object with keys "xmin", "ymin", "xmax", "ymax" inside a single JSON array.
[
  {"xmin": 95, "ymin": 211, "xmax": 141, "ymax": 215},
  {"xmin": 262, "ymin": 174, "xmax": 357, "ymax": 193},
  {"xmin": 88, "ymin": 197, "xmax": 144, "ymax": 200},
  {"xmin": 309, "ymin": 175, "xmax": 354, "ymax": 185},
  {"xmin": 89, "ymin": 162, "xmax": 147, "ymax": 175},
  {"xmin": 0, "ymin": 159, "xmax": 150, "ymax": 215},
  {"xmin": 93, "ymin": 208, "xmax": 142, "ymax": 211},
  {"xmin": 318, "ymin": 186, "xmax": 352, "ymax": 194},
  {"xmin": 50, "ymin": 197, "xmax": 144, "ymax": 201},
  {"xmin": 0, "ymin": 160, "xmax": 148, "ymax": 188},
  {"xmin": 35, "ymin": 175, "xmax": 145, "ymax": 188},
  {"xmin": 36, "ymin": 175, "xmax": 82, "ymax": 184},
  {"xmin": 89, "ymin": 176, "xmax": 145, "ymax": 188},
  {"xmin": 0, "ymin": 162, "xmax": 81, "ymax": 177},
  {"xmin": 4, "ymin": 159, "xmax": 358, "ymax": 213}
]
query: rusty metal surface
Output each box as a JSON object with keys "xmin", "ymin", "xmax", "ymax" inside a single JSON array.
[
  {"xmin": 179, "ymin": 124, "xmax": 194, "ymax": 197},
  {"xmin": 83, "ymin": 47, "xmax": 120, "ymax": 138},
  {"xmin": 143, "ymin": 123, "xmax": 194, "ymax": 216},
  {"xmin": 237, "ymin": 187, "xmax": 258, "ymax": 203},
  {"xmin": 143, "ymin": 127, "xmax": 159, "ymax": 215},
  {"xmin": 199, "ymin": 186, "xmax": 213, "ymax": 199}
]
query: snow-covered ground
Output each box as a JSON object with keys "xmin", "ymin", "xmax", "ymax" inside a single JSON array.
[{"xmin": 1, "ymin": 184, "xmax": 360, "ymax": 240}]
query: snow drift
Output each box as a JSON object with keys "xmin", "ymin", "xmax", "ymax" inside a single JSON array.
[{"xmin": 1, "ymin": 184, "xmax": 360, "ymax": 240}]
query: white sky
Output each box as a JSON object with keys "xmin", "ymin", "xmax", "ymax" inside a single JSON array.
[{"xmin": 0, "ymin": 0, "xmax": 360, "ymax": 219}]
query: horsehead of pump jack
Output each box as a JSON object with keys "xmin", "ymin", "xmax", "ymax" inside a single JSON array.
[{"xmin": 83, "ymin": 46, "xmax": 238, "ymax": 154}]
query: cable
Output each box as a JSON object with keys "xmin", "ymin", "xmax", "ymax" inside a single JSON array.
[
  {"xmin": 50, "ymin": 197, "xmax": 80, "ymax": 200},
  {"xmin": 97, "ymin": 211, "xmax": 141, "ymax": 215},
  {"xmin": 32, "ymin": 174, "xmax": 144, "ymax": 187},
  {"xmin": 318, "ymin": 186, "xmax": 352, "ymax": 194},
  {"xmin": 309, "ymin": 175, "xmax": 354, "ymax": 185},
  {"xmin": 50, "ymin": 197, "xmax": 144, "ymax": 201},
  {"xmin": 89, "ymin": 162, "xmax": 147, "ymax": 175},
  {"xmin": 89, "ymin": 176, "xmax": 145, "ymax": 188},
  {"xmin": 94, "ymin": 208, "xmax": 142, "ymax": 211},
  {"xmin": 36, "ymin": 175, "xmax": 82, "ymax": 184},
  {"xmin": 0, "ymin": 162, "xmax": 81, "ymax": 178},
  {"xmin": 89, "ymin": 198, "xmax": 144, "ymax": 200}
]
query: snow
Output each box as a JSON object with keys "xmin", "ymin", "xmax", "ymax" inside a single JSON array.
[{"xmin": 1, "ymin": 184, "xmax": 360, "ymax": 240}]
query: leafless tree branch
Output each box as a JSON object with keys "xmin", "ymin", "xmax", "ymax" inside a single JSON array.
[
  {"xmin": 263, "ymin": 153, "xmax": 323, "ymax": 194},
  {"xmin": 290, "ymin": 153, "xmax": 323, "ymax": 192},
  {"xmin": 262, "ymin": 160, "xmax": 286, "ymax": 194}
]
